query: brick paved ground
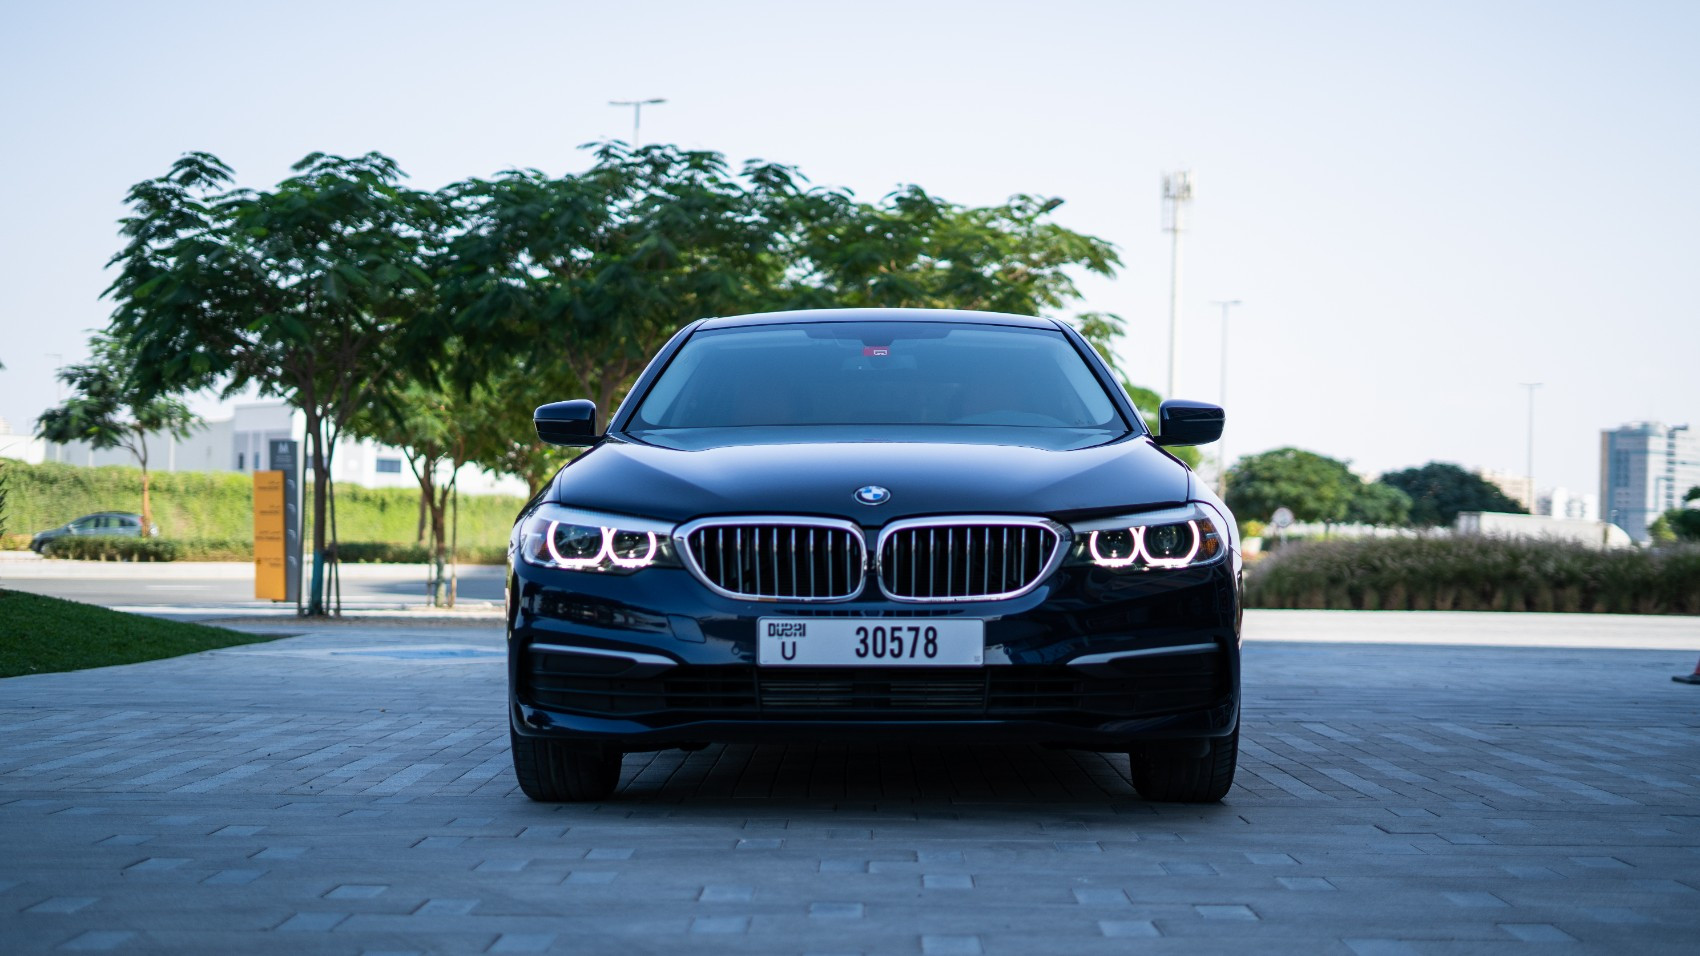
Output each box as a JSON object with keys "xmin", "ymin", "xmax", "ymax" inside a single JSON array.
[{"xmin": 1, "ymin": 612, "xmax": 1696, "ymax": 954}]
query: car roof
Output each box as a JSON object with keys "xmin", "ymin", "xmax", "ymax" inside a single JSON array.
[{"xmin": 694, "ymin": 308, "xmax": 1061, "ymax": 332}]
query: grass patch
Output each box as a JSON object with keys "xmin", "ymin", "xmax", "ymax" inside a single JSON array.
[{"xmin": 0, "ymin": 589, "xmax": 282, "ymax": 678}]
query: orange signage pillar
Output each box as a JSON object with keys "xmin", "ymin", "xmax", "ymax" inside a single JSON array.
[{"xmin": 254, "ymin": 471, "xmax": 288, "ymax": 600}]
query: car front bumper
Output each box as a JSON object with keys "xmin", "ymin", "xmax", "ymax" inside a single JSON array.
[{"xmin": 507, "ymin": 558, "xmax": 1240, "ymax": 753}]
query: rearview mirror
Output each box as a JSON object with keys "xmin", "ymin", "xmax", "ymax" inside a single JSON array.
[
  {"xmin": 534, "ymin": 400, "xmax": 600, "ymax": 446},
  {"xmin": 1153, "ymin": 399, "xmax": 1224, "ymax": 446}
]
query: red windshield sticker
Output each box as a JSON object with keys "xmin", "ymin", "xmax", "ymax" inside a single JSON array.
[{"xmin": 863, "ymin": 346, "xmax": 890, "ymax": 357}]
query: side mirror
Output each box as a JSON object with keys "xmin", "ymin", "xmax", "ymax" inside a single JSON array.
[
  {"xmin": 534, "ymin": 400, "xmax": 600, "ymax": 447},
  {"xmin": 1153, "ymin": 399, "xmax": 1224, "ymax": 446}
]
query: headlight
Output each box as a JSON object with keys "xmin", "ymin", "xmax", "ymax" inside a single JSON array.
[
  {"xmin": 519, "ymin": 504, "xmax": 680, "ymax": 573},
  {"xmin": 1066, "ymin": 503, "xmax": 1226, "ymax": 570}
]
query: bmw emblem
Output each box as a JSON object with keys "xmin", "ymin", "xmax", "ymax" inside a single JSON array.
[{"xmin": 854, "ymin": 485, "xmax": 892, "ymax": 506}]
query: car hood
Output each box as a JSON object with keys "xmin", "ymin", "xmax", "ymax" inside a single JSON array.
[{"xmin": 549, "ymin": 437, "xmax": 1192, "ymax": 524}]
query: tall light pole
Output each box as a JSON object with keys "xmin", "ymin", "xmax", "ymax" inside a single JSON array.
[
  {"xmin": 609, "ymin": 98, "xmax": 666, "ymax": 147},
  {"xmin": 1521, "ymin": 382, "xmax": 1542, "ymax": 514},
  {"xmin": 1211, "ymin": 299, "xmax": 1241, "ymax": 495},
  {"xmin": 46, "ymin": 352, "xmax": 63, "ymax": 462},
  {"xmin": 1161, "ymin": 171, "xmax": 1194, "ymax": 400}
]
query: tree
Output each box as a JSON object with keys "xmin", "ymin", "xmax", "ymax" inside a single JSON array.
[
  {"xmin": 1225, "ymin": 448, "xmax": 1362, "ymax": 526},
  {"xmin": 103, "ymin": 151, "xmax": 444, "ymax": 615},
  {"xmin": 440, "ymin": 143, "xmax": 1128, "ymax": 491},
  {"xmin": 1346, "ymin": 481, "xmax": 1413, "ymax": 527},
  {"xmin": 1380, "ymin": 462, "xmax": 1527, "ymax": 527},
  {"xmin": 438, "ymin": 144, "xmax": 790, "ymax": 491},
  {"xmin": 35, "ymin": 336, "xmax": 198, "ymax": 536}
]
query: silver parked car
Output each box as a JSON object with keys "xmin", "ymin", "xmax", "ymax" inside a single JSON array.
[{"xmin": 29, "ymin": 512, "xmax": 157, "ymax": 553}]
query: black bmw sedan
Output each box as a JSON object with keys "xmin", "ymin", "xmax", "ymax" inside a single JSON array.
[{"xmin": 507, "ymin": 308, "xmax": 1241, "ymax": 803}]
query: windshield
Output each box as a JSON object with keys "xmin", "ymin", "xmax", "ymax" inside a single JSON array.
[{"xmin": 630, "ymin": 321, "xmax": 1128, "ymax": 444}]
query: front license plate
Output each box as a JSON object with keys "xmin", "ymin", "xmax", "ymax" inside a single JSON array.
[{"xmin": 758, "ymin": 618, "xmax": 984, "ymax": 667}]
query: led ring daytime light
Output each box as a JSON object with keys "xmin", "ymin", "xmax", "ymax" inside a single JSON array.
[
  {"xmin": 543, "ymin": 522, "xmax": 661, "ymax": 570},
  {"xmin": 1087, "ymin": 531, "xmax": 1140, "ymax": 568},
  {"xmin": 607, "ymin": 532, "xmax": 660, "ymax": 568},
  {"xmin": 1137, "ymin": 520, "xmax": 1202, "ymax": 568},
  {"xmin": 1086, "ymin": 519, "xmax": 1205, "ymax": 569}
]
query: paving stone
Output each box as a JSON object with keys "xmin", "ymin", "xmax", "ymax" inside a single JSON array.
[
  {"xmin": 488, "ymin": 934, "xmax": 556, "ymax": 953},
  {"xmin": 276, "ymin": 912, "xmax": 348, "ymax": 931},
  {"xmin": 56, "ymin": 931, "xmax": 136, "ymax": 952},
  {"xmin": 808, "ymin": 902, "xmax": 865, "ymax": 919},
  {"xmin": 1098, "ymin": 920, "xmax": 1159, "ymax": 937},
  {"xmin": 25, "ymin": 897, "xmax": 98, "ymax": 914},
  {"xmin": 1500, "ymin": 923, "xmax": 1579, "ymax": 942}
]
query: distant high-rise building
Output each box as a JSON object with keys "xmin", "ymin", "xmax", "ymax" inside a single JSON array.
[{"xmin": 1600, "ymin": 422, "xmax": 1700, "ymax": 542}]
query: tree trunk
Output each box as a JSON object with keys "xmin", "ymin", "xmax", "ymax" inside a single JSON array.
[
  {"xmin": 430, "ymin": 482, "xmax": 449, "ymax": 608},
  {"xmin": 306, "ymin": 410, "xmax": 330, "ymax": 616},
  {"xmin": 140, "ymin": 469, "xmax": 153, "ymax": 539},
  {"xmin": 135, "ymin": 430, "xmax": 153, "ymax": 538}
]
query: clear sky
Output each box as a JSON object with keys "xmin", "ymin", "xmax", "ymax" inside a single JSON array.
[{"xmin": 3, "ymin": 0, "xmax": 1696, "ymax": 500}]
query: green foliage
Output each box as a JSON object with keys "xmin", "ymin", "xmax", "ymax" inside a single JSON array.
[
  {"xmin": 1246, "ymin": 537, "xmax": 1700, "ymax": 615},
  {"xmin": 1651, "ymin": 507, "xmax": 1700, "ymax": 543},
  {"xmin": 42, "ymin": 537, "xmax": 182, "ymax": 561},
  {"xmin": 1346, "ymin": 481, "xmax": 1413, "ymax": 527},
  {"xmin": 0, "ymin": 590, "xmax": 278, "ymax": 678},
  {"xmin": 2, "ymin": 461, "xmax": 521, "ymax": 548},
  {"xmin": 1226, "ymin": 448, "xmax": 1361, "ymax": 525},
  {"xmin": 1380, "ymin": 462, "xmax": 1526, "ymax": 526},
  {"xmin": 0, "ymin": 458, "xmax": 9, "ymax": 541}
]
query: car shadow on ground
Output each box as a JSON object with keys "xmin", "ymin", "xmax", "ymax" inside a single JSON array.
[{"xmin": 597, "ymin": 742, "xmax": 1200, "ymax": 808}]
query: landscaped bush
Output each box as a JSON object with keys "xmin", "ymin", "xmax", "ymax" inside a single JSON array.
[
  {"xmin": 1246, "ymin": 536, "xmax": 1700, "ymax": 615},
  {"xmin": 42, "ymin": 537, "xmax": 182, "ymax": 562},
  {"xmin": 335, "ymin": 542, "xmax": 507, "ymax": 565}
]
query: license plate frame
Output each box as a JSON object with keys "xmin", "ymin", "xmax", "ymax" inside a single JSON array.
[{"xmin": 757, "ymin": 618, "xmax": 984, "ymax": 667}]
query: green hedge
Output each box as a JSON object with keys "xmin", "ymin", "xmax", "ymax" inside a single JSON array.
[
  {"xmin": 38, "ymin": 537, "xmax": 507, "ymax": 564},
  {"xmin": 4, "ymin": 460, "xmax": 525, "ymax": 549},
  {"xmin": 42, "ymin": 537, "xmax": 185, "ymax": 562},
  {"xmin": 334, "ymin": 542, "xmax": 506, "ymax": 565},
  {"xmin": 1246, "ymin": 536, "xmax": 1700, "ymax": 615}
]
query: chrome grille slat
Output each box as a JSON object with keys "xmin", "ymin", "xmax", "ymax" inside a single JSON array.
[
  {"xmin": 682, "ymin": 519, "xmax": 865, "ymax": 602},
  {"xmin": 878, "ymin": 519, "xmax": 1061, "ymax": 602}
]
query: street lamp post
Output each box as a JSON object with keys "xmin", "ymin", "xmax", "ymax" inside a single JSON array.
[
  {"xmin": 1520, "ymin": 382, "xmax": 1542, "ymax": 514},
  {"xmin": 46, "ymin": 352, "xmax": 63, "ymax": 462},
  {"xmin": 608, "ymin": 98, "xmax": 666, "ymax": 148},
  {"xmin": 1161, "ymin": 171, "xmax": 1194, "ymax": 400},
  {"xmin": 1211, "ymin": 300, "xmax": 1241, "ymax": 495}
]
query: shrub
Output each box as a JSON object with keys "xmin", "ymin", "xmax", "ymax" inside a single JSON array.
[
  {"xmin": 336, "ymin": 542, "xmax": 507, "ymax": 565},
  {"xmin": 43, "ymin": 537, "xmax": 182, "ymax": 562},
  {"xmin": 1245, "ymin": 536, "xmax": 1700, "ymax": 616}
]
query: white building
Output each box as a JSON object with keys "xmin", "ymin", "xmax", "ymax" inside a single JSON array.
[
  {"xmin": 1, "ymin": 402, "xmax": 528, "ymax": 497},
  {"xmin": 1600, "ymin": 422, "xmax": 1700, "ymax": 543}
]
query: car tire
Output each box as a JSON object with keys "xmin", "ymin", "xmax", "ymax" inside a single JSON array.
[
  {"xmin": 1127, "ymin": 724, "xmax": 1238, "ymax": 803},
  {"xmin": 509, "ymin": 728, "xmax": 623, "ymax": 802}
]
